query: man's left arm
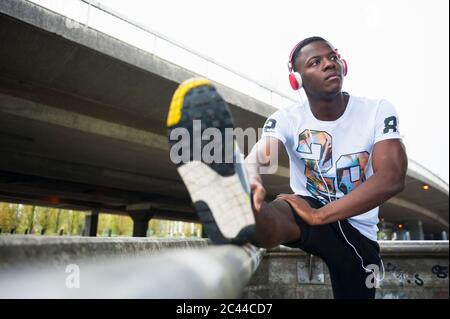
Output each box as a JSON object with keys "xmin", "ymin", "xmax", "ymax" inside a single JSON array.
[{"xmin": 279, "ymin": 138, "xmax": 408, "ymax": 225}]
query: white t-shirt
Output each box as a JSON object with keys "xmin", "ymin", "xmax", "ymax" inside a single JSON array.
[{"xmin": 262, "ymin": 94, "xmax": 401, "ymax": 241}]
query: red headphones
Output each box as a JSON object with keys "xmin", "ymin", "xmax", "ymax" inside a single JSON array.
[{"xmin": 288, "ymin": 40, "xmax": 348, "ymax": 91}]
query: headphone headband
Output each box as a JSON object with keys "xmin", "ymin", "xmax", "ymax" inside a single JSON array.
[
  {"xmin": 287, "ymin": 39, "xmax": 348, "ymax": 90},
  {"xmin": 288, "ymin": 40, "xmax": 303, "ymax": 72}
]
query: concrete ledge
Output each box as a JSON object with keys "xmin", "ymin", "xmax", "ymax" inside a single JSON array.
[
  {"xmin": 378, "ymin": 240, "xmax": 449, "ymax": 256},
  {"xmin": 0, "ymin": 235, "xmax": 209, "ymax": 270},
  {"xmin": 268, "ymin": 241, "xmax": 449, "ymax": 256},
  {"xmin": 0, "ymin": 236, "xmax": 263, "ymax": 298},
  {"xmin": 244, "ymin": 241, "xmax": 449, "ymax": 299},
  {"xmin": 1, "ymin": 236, "xmax": 448, "ymax": 298}
]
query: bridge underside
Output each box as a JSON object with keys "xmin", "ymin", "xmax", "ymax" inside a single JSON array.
[{"xmin": 0, "ymin": 4, "xmax": 287, "ymax": 223}]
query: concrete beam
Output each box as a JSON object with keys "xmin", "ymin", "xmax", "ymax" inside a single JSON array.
[
  {"xmin": 388, "ymin": 197, "xmax": 449, "ymax": 230},
  {"xmin": 0, "ymin": 151, "xmax": 186, "ymax": 198},
  {"xmin": 0, "ymin": 93, "xmax": 168, "ymax": 151}
]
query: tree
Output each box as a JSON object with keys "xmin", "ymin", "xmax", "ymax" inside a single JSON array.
[
  {"xmin": 98, "ymin": 213, "xmax": 112, "ymax": 236},
  {"xmin": 17, "ymin": 205, "xmax": 36, "ymax": 234},
  {"xmin": 35, "ymin": 207, "xmax": 51, "ymax": 235},
  {"xmin": 0, "ymin": 203, "xmax": 16, "ymax": 232},
  {"xmin": 54, "ymin": 209, "xmax": 62, "ymax": 234},
  {"xmin": 111, "ymin": 215, "xmax": 132, "ymax": 236},
  {"xmin": 70, "ymin": 210, "xmax": 84, "ymax": 235}
]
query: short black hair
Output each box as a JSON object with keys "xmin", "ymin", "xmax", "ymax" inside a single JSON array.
[{"xmin": 291, "ymin": 36, "xmax": 327, "ymax": 71}]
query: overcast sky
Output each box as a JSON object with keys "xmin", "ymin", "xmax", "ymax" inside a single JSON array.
[{"xmin": 97, "ymin": 0, "xmax": 449, "ymax": 183}]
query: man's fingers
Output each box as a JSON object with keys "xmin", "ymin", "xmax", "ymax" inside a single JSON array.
[
  {"xmin": 277, "ymin": 194, "xmax": 293, "ymax": 200},
  {"xmin": 251, "ymin": 183, "xmax": 266, "ymax": 213},
  {"xmin": 255, "ymin": 189, "xmax": 266, "ymax": 212},
  {"xmin": 279, "ymin": 196, "xmax": 293, "ymax": 204},
  {"xmin": 254, "ymin": 194, "xmax": 262, "ymax": 212}
]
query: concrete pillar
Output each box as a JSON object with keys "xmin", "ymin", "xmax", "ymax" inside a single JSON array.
[
  {"xmin": 83, "ymin": 210, "xmax": 99, "ymax": 237},
  {"xmin": 405, "ymin": 231, "xmax": 411, "ymax": 240},
  {"xmin": 407, "ymin": 220, "xmax": 424, "ymax": 240},
  {"xmin": 129, "ymin": 211, "xmax": 154, "ymax": 237},
  {"xmin": 417, "ymin": 221, "xmax": 424, "ymax": 240},
  {"xmin": 201, "ymin": 226, "xmax": 208, "ymax": 239}
]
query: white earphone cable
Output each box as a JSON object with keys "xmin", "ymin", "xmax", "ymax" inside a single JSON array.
[{"xmin": 306, "ymin": 129, "xmax": 384, "ymax": 282}]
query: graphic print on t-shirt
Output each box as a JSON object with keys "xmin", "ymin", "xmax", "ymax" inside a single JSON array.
[
  {"xmin": 336, "ymin": 152, "xmax": 370, "ymax": 195},
  {"xmin": 296, "ymin": 130, "xmax": 336, "ymax": 203},
  {"xmin": 296, "ymin": 129, "xmax": 369, "ymax": 204}
]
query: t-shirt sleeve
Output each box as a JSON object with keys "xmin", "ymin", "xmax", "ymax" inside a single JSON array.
[
  {"xmin": 261, "ymin": 110, "xmax": 290, "ymax": 144},
  {"xmin": 374, "ymin": 99, "xmax": 402, "ymax": 144}
]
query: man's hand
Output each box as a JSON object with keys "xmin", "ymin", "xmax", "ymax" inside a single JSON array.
[
  {"xmin": 277, "ymin": 194, "xmax": 323, "ymax": 225},
  {"xmin": 250, "ymin": 178, "xmax": 266, "ymax": 213}
]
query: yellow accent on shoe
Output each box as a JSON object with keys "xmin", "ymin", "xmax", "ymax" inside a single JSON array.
[{"xmin": 166, "ymin": 78, "xmax": 212, "ymax": 127}]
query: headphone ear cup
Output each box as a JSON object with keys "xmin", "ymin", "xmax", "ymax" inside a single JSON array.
[
  {"xmin": 288, "ymin": 73, "xmax": 299, "ymax": 90},
  {"xmin": 289, "ymin": 72, "xmax": 302, "ymax": 90},
  {"xmin": 341, "ymin": 59, "xmax": 348, "ymax": 76}
]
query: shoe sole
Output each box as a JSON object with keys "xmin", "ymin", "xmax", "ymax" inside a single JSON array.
[{"xmin": 167, "ymin": 78, "xmax": 255, "ymax": 245}]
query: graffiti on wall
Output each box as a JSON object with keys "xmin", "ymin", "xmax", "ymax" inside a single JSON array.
[{"xmin": 385, "ymin": 262, "xmax": 449, "ymax": 287}]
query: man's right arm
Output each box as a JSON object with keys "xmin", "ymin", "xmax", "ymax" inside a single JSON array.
[
  {"xmin": 245, "ymin": 136, "xmax": 301, "ymax": 248},
  {"xmin": 245, "ymin": 136, "xmax": 284, "ymax": 212}
]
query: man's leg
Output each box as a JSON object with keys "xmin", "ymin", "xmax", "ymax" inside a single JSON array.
[
  {"xmin": 167, "ymin": 78, "xmax": 256, "ymax": 244},
  {"xmin": 166, "ymin": 78, "xmax": 301, "ymax": 246},
  {"xmin": 251, "ymin": 199, "xmax": 302, "ymax": 248},
  {"xmin": 325, "ymin": 220, "xmax": 381, "ymax": 299},
  {"xmin": 252, "ymin": 197, "xmax": 377, "ymax": 299},
  {"xmin": 278, "ymin": 196, "xmax": 381, "ymax": 299}
]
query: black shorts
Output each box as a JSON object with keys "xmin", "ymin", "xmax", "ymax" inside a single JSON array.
[{"xmin": 283, "ymin": 196, "xmax": 381, "ymax": 299}]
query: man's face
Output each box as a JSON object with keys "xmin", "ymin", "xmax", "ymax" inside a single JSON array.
[{"xmin": 294, "ymin": 41, "xmax": 344, "ymax": 98}]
